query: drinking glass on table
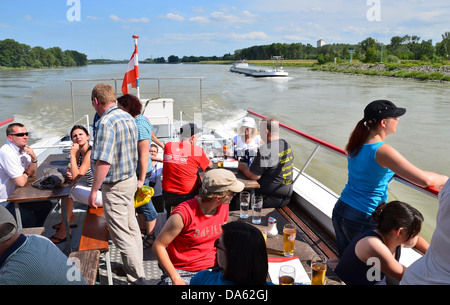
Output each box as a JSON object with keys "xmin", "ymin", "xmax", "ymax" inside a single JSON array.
[
  {"xmin": 282, "ymin": 223, "xmax": 296, "ymax": 257},
  {"xmin": 311, "ymin": 255, "xmax": 327, "ymax": 285},
  {"xmin": 279, "ymin": 265, "xmax": 295, "ymax": 285},
  {"xmin": 239, "ymin": 191, "xmax": 250, "ymax": 219},
  {"xmin": 252, "ymin": 195, "xmax": 263, "ymax": 224}
]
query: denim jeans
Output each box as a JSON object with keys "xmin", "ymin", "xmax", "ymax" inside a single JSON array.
[
  {"xmin": 332, "ymin": 199, "xmax": 377, "ymax": 257},
  {"xmin": 1, "ymin": 200, "xmax": 53, "ymax": 228}
]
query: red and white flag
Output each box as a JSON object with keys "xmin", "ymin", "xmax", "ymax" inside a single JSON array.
[{"xmin": 121, "ymin": 43, "xmax": 139, "ymax": 95}]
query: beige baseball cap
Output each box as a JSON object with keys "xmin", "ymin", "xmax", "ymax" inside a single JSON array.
[
  {"xmin": 0, "ymin": 205, "xmax": 17, "ymax": 243},
  {"xmin": 201, "ymin": 169, "xmax": 245, "ymax": 195}
]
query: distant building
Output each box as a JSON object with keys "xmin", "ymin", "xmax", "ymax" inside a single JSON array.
[{"xmin": 317, "ymin": 39, "xmax": 325, "ymax": 48}]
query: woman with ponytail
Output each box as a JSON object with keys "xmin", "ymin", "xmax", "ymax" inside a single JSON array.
[
  {"xmin": 334, "ymin": 201, "xmax": 429, "ymax": 285},
  {"xmin": 332, "ymin": 100, "xmax": 448, "ymax": 257}
]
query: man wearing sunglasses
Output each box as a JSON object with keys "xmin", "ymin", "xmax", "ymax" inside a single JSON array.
[{"xmin": 0, "ymin": 123, "xmax": 52, "ymax": 227}]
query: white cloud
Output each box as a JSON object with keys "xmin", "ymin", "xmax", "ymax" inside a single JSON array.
[
  {"xmin": 86, "ymin": 16, "xmax": 103, "ymax": 21},
  {"xmin": 230, "ymin": 31, "xmax": 269, "ymax": 40},
  {"xmin": 166, "ymin": 13, "xmax": 185, "ymax": 22},
  {"xmin": 109, "ymin": 15, "xmax": 149, "ymax": 23},
  {"xmin": 189, "ymin": 16, "xmax": 210, "ymax": 23},
  {"xmin": 210, "ymin": 11, "xmax": 256, "ymax": 24}
]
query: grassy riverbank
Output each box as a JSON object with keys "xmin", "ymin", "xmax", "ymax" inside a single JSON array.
[
  {"xmin": 311, "ymin": 62, "xmax": 450, "ymax": 82},
  {"xmin": 197, "ymin": 59, "xmax": 317, "ymax": 67}
]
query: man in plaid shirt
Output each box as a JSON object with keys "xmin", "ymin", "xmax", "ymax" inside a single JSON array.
[{"xmin": 89, "ymin": 83, "xmax": 147, "ymax": 285}]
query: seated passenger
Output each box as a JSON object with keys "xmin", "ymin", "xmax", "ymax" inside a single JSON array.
[
  {"xmin": 153, "ymin": 169, "xmax": 244, "ymax": 285},
  {"xmin": 162, "ymin": 123, "xmax": 212, "ymax": 214},
  {"xmin": 335, "ymin": 201, "xmax": 429, "ymax": 285},
  {"xmin": 51, "ymin": 125, "xmax": 102, "ymax": 244},
  {"xmin": 191, "ymin": 221, "xmax": 272, "ymax": 285},
  {"xmin": 401, "ymin": 178, "xmax": 450, "ymax": 284},
  {"xmin": 232, "ymin": 117, "xmax": 262, "ymax": 160},
  {"xmin": 0, "ymin": 205, "xmax": 86, "ymax": 285},
  {"xmin": 238, "ymin": 118, "xmax": 294, "ymax": 208}
]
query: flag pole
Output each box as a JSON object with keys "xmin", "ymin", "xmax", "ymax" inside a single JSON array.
[{"xmin": 132, "ymin": 35, "xmax": 140, "ymax": 99}]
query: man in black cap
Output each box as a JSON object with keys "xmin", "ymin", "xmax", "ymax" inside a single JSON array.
[{"xmin": 162, "ymin": 123, "xmax": 212, "ymax": 214}]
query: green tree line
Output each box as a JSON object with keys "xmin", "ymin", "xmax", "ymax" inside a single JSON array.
[
  {"xmin": 0, "ymin": 39, "xmax": 88, "ymax": 68},
  {"xmin": 235, "ymin": 33, "xmax": 449, "ymax": 64},
  {"xmin": 148, "ymin": 32, "xmax": 449, "ymax": 64}
]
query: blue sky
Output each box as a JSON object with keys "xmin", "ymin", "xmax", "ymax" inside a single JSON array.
[{"xmin": 1, "ymin": 0, "xmax": 449, "ymax": 60}]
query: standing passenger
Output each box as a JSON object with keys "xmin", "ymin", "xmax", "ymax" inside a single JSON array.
[
  {"xmin": 401, "ymin": 178, "xmax": 450, "ymax": 284},
  {"xmin": 88, "ymin": 83, "xmax": 146, "ymax": 284},
  {"xmin": 117, "ymin": 94, "xmax": 162, "ymax": 248},
  {"xmin": 332, "ymin": 100, "xmax": 448, "ymax": 257}
]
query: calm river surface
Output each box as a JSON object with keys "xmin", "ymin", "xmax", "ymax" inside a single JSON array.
[{"xmin": 1, "ymin": 64, "xmax": 449, "ymax": 240}]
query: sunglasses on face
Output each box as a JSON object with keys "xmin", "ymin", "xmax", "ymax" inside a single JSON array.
[{"xmin": 10, "ymin": 132, "xmax": 29, "ymax": 137}]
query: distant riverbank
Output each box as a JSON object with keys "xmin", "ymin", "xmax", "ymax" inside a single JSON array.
[{"xmin": 310, "ymin": 62, "xmax": 450, "ymax": 82}]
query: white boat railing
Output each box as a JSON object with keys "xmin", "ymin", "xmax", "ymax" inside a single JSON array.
[{"xmin": 247, "ymin": 110, "xmax": 440, "ymax": 199}]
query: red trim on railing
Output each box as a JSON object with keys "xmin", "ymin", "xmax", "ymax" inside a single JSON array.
[
  {"xmin": 0, "ymin": 118, "xmax": 14, "ymax": 128},
  {"xmin": 247, "ymin": 110, "xmax": 440, "ymax": 197}
]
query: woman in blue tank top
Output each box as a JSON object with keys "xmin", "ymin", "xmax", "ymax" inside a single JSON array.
[{"xmin": 332, "ymin": 100, "xmax": 448, "ymax": 257}]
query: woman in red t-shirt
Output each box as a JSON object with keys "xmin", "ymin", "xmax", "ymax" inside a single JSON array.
[{"xmin": 153, "ymin": 169, "xmax": 244, "ymax": 285}]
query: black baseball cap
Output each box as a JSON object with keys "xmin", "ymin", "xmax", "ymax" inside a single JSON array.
[
  {"xmin": 364, "ymin": 100, "xmax": 406, "ymax": 123},
  {"xmin": 180, "ymin": 123, "xmax": 201, "ymax": 138}
]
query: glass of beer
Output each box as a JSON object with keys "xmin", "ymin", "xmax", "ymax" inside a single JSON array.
[
  {"xmin": 282, "ymin": 224, "xmax": 296, "ymax": 257},
  {"xmin": 239, "ymin": 191, "xmax": 250, "ymax": 219},
  {"xmin": 279, "ymin": 265, "xmax": 295, "ymax": 285},
  {"xmin": 311, "ymin": 255, "xmax": 327, "ymax": 285}
]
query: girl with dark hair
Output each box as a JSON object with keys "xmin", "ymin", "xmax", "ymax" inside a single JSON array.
[
  {"xmin": 51, "ymin": 125, "xmax": 103, "ymax": 244},
  {"xmin": 191, "ymin": 221, "xmax": 271, "ymax": 285},
  {"xmin": 334, "ymin": 201, "xmax": 429, "ymax": 285},
  {"xmin": 332, "ymin": 100, "xmax": 448, "ymax": 256}
]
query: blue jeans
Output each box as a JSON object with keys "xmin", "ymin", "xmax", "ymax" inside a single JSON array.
[
  {"xmin": 332, "ymin": 199, "xmax": 377, "ymax": 257},
  {"xmin": 1, "ymin": 201, "xmax": 53, "ymax": 228},
  {"xmin": 135, "ymin": 176, "xmax": 158, "ymax": 221}
]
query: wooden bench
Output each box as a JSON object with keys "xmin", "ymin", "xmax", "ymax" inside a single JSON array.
[
  {"xmin": 78, "ymin": 207, "xmax": 112, "ymax": 285},
  {"xmin": 69, "ymin": 250, "xmax": 101, "ymax": 285}
]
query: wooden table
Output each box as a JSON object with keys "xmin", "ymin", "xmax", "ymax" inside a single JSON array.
[
  {"xmin": 200, "ymin": 160, "xmax": 260, "ymax": 191},
  {"xmin": 8, "ymin": 154, "xmax": 73, "ymax": 251},
  {"xmin": 228, "ymin": 208, "xmax": 342, "ymax": 285}
]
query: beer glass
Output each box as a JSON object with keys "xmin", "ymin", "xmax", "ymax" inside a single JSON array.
[
  {"xmin": 239, "ymin": 191, "xmax": 250, "ymax": 219},
  {"xmin": 311, "ymin": 255, "xmax": 327, "ymax": 285},
  {"xmin": 282, "ymin": 224, "xmax": 296, "ymax": 257},
  {"xmin": 279, "ymin": 265, "xmax": 295, "ymax": 285},
  {"xmin": 252, "ymin": 195, "xmax": 263, "ymax": 224}
]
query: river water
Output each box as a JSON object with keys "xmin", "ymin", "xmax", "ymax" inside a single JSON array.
[{"xmin": 1, "ymin": 64, "xmax": 449, "ymax": 240}]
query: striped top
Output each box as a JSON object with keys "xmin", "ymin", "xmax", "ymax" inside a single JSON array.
[
  {"xmin": 78, "ymin": 146, "xmax": 94, "ymax": 186},
  {"xmin": 0, "ymin": 234, "xmax": 86, "ymax": 285},
  {"xmin": 91, "ymin": 105, "xmax": 138, "ymax": 183}
]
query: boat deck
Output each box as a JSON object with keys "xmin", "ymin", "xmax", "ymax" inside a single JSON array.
[{"xmin": 42, "ymin": 201, "xmax": 165, "ymax": 285}]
